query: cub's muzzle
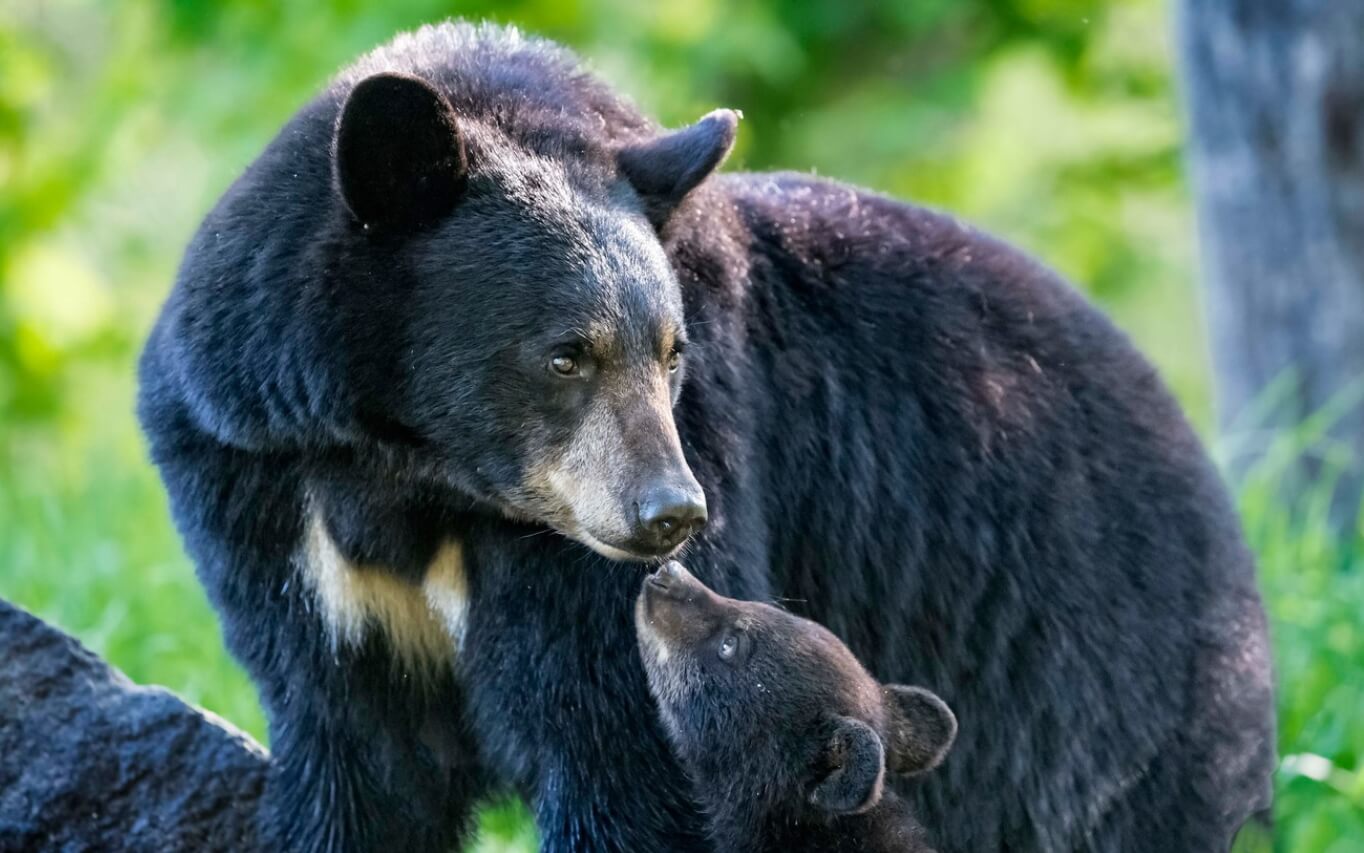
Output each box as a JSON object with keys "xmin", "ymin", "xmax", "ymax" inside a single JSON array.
[{"xmin": 638, "ymin": 560, "xmax": 724, "ymax": 649}]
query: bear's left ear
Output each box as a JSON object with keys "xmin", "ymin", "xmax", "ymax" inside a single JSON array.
[
  {"xmin": 334, "ymin": 72, "xmax": 468, "ymax": 231},
  {"xmin": 883, "ymin": 685, "xmax": 957, "ymax": 776},
  {"xmin": 808, "ymin": 716, "xmax": 886, "ymax": 816},
  {"xmin": 617, "ymin": 109, "xmax": 740, "ymax": 228}
]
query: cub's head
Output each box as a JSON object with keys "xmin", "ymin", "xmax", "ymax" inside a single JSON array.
[
  {"xmin": 156, "ymin": 26, "xmax": 739, "ymax": 561},
  {"xmin": 635, "ymin": 562, "xmax": 957, "ymax": 825}
]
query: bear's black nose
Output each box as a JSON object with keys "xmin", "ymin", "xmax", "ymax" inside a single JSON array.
[{"xmin": 636, "ymin": 484, "xmax": 708, "ymax": 551}]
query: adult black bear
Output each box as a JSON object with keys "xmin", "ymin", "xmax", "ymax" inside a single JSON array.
[
  {"xmin": 636, "ymin": 560, "xmax": 958, "ymax": 852},
  {"xmin": 138, "ymin": 20, "xmax": 1274, "ymax": 853}
]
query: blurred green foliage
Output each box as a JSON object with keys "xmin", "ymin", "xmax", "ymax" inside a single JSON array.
[{"xmin": 0, "ymin": 1, "xmax": 1358, "ymax": 850}]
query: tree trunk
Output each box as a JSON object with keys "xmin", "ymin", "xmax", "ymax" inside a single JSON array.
[
  {"xmin": 1176, "ymin": 0, "xmax": 1364, "ymax": 529},
  {"xmin": 0, "ymin": 598, "xmax": 267, "ymax": 851}
]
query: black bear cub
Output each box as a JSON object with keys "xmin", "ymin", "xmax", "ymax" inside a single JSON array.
[{"xmin": 636, "ymin": 561, "xmax": 957, "ymax": 852}]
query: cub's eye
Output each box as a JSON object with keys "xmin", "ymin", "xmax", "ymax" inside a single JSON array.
[
  {"xmin": 717, "ymin": 633, "xmax": 739, "ymax": 662},
  {"xmin": 666, "ymin": 348, "xmax": 682, "ymax": 373},
  {"xmin": 550, "ymin": 355, "xmax": 579, "ymax": 377}
]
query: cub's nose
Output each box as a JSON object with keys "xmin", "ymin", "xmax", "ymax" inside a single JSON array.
[
  {"xmin": 636, "ymin": 483, "xmax": 708, "ymax": 551},
  {"xmin": 645, "ymin": 561, "xmax": 703, "ymax": 600}
]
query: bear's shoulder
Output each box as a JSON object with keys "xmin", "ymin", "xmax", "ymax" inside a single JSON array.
[
  {"xmin": 718, "ymin": 171, "xmax": 1047, "ymax": 276},
  {"xmin": 710, "ymin": 170, "xmax": 1092, "ymax": 328}
]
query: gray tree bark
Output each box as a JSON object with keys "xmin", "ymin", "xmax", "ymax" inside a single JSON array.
[
  {"xmin": 1177, "ymin": 0, "xmax": 1364, "ymax": 529},
  {"xmin": 0, "ymin": 598, "xmax": 267, "ymax": 852}
]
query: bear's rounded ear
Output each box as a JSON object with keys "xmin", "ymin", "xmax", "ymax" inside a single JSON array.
[
  {"xmin": 883, "ymin": 685, "xmax": 957, "ymax": 776},
  {"xmin": 617, "ymin": 109, "xmax": 739, "ymax": 228},
  {"xmin": 808, "ymin": 716, "xmax": 886, "ymax": 816},
  {"xmin": 334, "ymin": 72, "xmax": 467, "ymax": 231}
]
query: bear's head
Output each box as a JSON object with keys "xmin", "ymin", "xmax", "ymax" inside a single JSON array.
[
  {"xmin": 332, "ymin": 72, "xmax": 737, "ymax": 558},
  {"xmin": 155, "ymin": 28, "xmax": 739, "ymax": 561},
  {"xmin": 635, "ymin": 561, "xmax": 957, "ymax": 830}
]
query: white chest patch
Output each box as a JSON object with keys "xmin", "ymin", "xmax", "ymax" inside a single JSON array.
[{"xmin": 298, "ymin": 508, "xmax": 468, "ymax": 672}]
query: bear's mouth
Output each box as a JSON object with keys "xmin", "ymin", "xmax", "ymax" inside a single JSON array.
[
  {"xmin": 530, "ymin": 484, "xmax": 697, "ymax": 562},
  {"xmin": 573, "ymin": 526, "xmax": 655, "ymax": 562},
  {"xmin": 498, "ymin": 490, "xmax": 690, "ymax": 562},
  {"xmin": 570, "ymin": 523, "xmax": 688, "ymax": 562}
]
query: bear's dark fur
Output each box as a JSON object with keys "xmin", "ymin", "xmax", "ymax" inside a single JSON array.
[
  {"xmin": 138, "ymin": 21, "xmax": 1275, "ymax": 853},
  {"xmin": 635, "ymin": 561, "xmax": 957, "ymax": 852}
]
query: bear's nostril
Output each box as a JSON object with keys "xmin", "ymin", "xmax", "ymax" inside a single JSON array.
[{"xmin": 637, "ymin": 485, "xmax": 708, "ymax": 548}]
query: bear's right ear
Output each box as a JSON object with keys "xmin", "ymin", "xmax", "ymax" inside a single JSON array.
[
  {"xmin": 334, "ymin": 72, "xmax": 467, "ymax": 231},
  {"xmin": 617, "ymin": 109, "xmax": 739, "ymax": 229},
  {"xmin": 883, "ymin": 685, "xmax": 957, "ymax": 776},
  {"xmin": 808, "ymin": 716, "xmax": 887, "ymax": 816}
]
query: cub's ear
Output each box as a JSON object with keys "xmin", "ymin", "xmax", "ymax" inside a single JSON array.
[
  {"xmin": 617, "ymin": 109, "xmax": 739, "ymax": 227},
  {"xmin": 334, "ymin": 72, "xmax": 467, "ymax": 231},
  {"xmin": 883, "ymin": 685, "xmax": 957, "ymax": 776},
  {"xmin": 808, "ymin": 716, "xmax": 886, "ymax": 816}
]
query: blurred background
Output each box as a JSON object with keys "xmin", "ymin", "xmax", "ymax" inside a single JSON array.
[{"xmin": 1, "ymin": 1, "xmax": 1360, "ymax": 851}]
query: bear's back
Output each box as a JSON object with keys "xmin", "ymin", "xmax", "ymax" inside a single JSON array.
[{"xmin": 690, "ymin": 170, "xmax": 1271, "ymax": 851}]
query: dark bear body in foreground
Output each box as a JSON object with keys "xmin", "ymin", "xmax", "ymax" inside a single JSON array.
[
  {"xmin": 137, "ymin": 21, "xmax": 1275, "ymax": 853},
  {"xmin": 636, "ymin": 561, "xmax": 957, "ymax": 852}
]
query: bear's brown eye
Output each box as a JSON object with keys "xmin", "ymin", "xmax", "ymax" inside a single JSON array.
[
  {"xmin": 666, "ymin": 348, "xmax": 681, "ymax": 373},
  {"xmin": 718, "ymin": 633, "xmax": 738, "ymax": 661},
  {"xmin": 550, "ymin": 355, "xmax": 579, "ymax": 377}
]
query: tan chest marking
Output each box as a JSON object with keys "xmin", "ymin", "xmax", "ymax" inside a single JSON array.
[{"xmin": 299, "ymin": 508, "xmax": 468, "ymax": 672}]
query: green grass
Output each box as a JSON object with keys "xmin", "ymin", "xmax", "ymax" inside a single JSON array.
[
  {"xmin": 1, "ymin": 374, "xmax": 1360, "ymax": 852},
  {"xmin": 1230, "ymin": 419, "xmax": 1364, "ymax": 853}
]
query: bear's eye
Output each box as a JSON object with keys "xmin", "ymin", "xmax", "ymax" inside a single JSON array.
[
  {"xmin": 550, "ymin": 354, "xmax": 580, "ymax": 377},
  {"xmin": 666, "ymin": 348, "xmax": 681, "ymax": 373},
  {"xmin": 717, "ymin": 633, "xmax": 739, "ymax": 662}
]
